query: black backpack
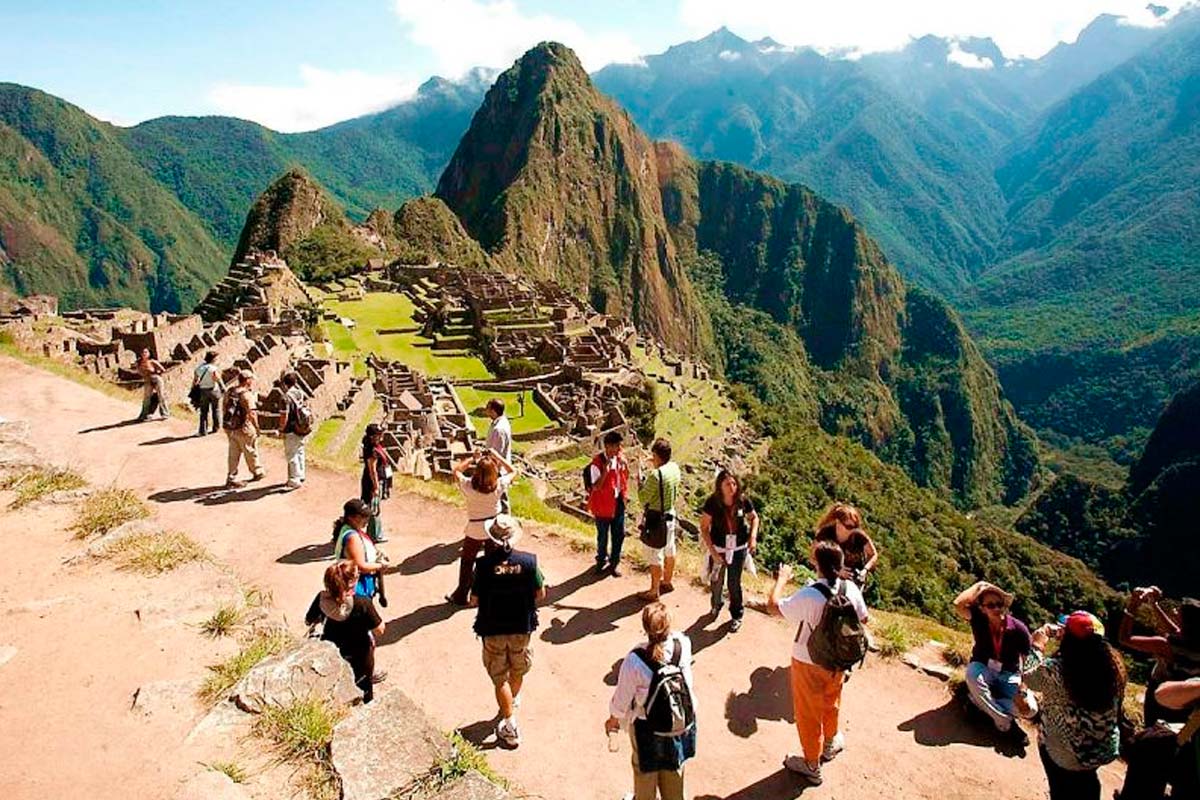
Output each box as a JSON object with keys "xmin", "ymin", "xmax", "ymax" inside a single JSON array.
[
  {"xmin": 633, "ymin": 638, "xmax": 696, "ymax": 737},
  {"xmin": 582, "ymin": 458, "xmax": 601, "ymax": 492},
  {"xmin": 806, "ymin": 580, "xmax": 868, "ymax": 672},
  {"xmin": 223, "ymin": 388, "xmax": 247, "ymax": 431}
]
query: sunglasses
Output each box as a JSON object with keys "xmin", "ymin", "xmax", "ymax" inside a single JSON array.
[{"xmin": 982, "ymin": 602, "xmax": 1007, "ymax": 610}]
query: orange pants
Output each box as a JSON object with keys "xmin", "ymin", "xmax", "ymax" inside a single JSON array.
[{"xmin": 790, "ymin": 659, "xmax": 845, "ymax": 763}]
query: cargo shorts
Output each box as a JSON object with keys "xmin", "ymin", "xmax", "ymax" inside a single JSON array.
[{"xmin": 481, "ymin": 633, "xmax": 533, "ymax": 686}]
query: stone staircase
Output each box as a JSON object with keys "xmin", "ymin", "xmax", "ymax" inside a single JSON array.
[{"xmin": 194, "ymin": 261, "xmax": 267, "ymax": 323}]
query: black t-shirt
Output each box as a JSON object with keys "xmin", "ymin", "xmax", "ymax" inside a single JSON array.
[
  {"xmin": 305, "ymin": 594, "xmax": 381, "ymax": 663},
  {"xmin": 701, "ymin": 495, "xmax": 755, "ymax": 546},
  {"xmin": 472, "ymin": 549, "xmax": 543, "ymax": 637}
]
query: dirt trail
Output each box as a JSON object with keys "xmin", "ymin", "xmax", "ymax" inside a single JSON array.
[{"xmin": 0, "ymin": 355, "xmax": 1124, "ymax": 800}]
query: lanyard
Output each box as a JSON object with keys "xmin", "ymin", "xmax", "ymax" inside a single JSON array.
[{"xmin": 991, "ymin": 623, "xmax": 1005, "ymax": 663}]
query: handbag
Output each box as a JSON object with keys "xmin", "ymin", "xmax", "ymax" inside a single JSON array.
[
  {"xmin": 188, "ymin": 384, "xmax": 203, "ymax": 408},
  {"xmin": 639, "ymin": 468, "xmax": 670, "ymax": 549}
]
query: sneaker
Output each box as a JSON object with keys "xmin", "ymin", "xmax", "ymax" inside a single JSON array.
[
  {"xmin": 224, "ymin": 479, "xmax": 245, "ymax": 489},
  {"xmin": 594, "ymin": 561, "xmax": 608, "ymax": 575},
  {"xmin": 374, "ymin": 534, "xmax": 389, "ymax": 543},
  {"xmin": 497, "ymin": 718, "xmax": 521, "ymax": 747},
  {"xmin": 821, "ymin": 733, "xmax": 844, "ymax": 762},
  {"xmin": 249, "ymin": 471, "xmax": 266, "ymax": 482},
  {"xmin": 284, "ymin": 480, "xmax": 302, "ymax": 490},
  {"xmin": 609, "ymin": 563, "xmax": 623, "ymax": 578},
  {"xmin": 783, "ymin": 754, "xmax": 822, "ymax": 785},
  {"xmin": 730, "ymin": 618, "xmax": 743, "ymax": 633}
]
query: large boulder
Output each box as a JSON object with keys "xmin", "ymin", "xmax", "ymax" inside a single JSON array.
[
  {"xmin": 427, "ymin": 771, "xmax": 510, "ymax": 800},
  {"xmin": 332, "ymin": 689, "xmax": 452, "ymax": 800},
  {"xmin": 230, "ymin": 639, "xmax": 360, "ymax": 714}
]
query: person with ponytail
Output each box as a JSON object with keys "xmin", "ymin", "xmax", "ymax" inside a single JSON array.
[
  {"xmin": 1023, "ymin": 611, "xmax": 1125, "ymax": 799},
  {"xmin": 305, "ymin": 560, "xmax": 386, "ymax": 702},
  {"xmin": 605, "ymin": 602, "xmax": 696, "ymax": 800},
  {"xmin": 331, "ymin": 498, "xmax": 387, "ymax": 604}
]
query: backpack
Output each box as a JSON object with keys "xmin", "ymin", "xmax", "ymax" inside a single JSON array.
[
  {"xmin": 582, "ymin": 455, "xmax": 605, "ymax": 493},
  {"xmin": 806, "ymin": 580, "xmax": 868, "ymax": 672},
  {"xmin": 289, "ymin": 392, "xmax": 314, "ymax": 436},
  {"xmin": 223, "ymin": 388, "xmax": 247, "ymax": 431},
  {"xmin": 633, "ymin": 638, "xmax": 696, "ymax": 738}
]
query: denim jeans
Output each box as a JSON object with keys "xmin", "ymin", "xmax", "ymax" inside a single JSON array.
[
  {"xmin": 595, "ymin": 506, "xmax": 626, "ymax": 566},
  {"xmin": 710, "ymin": 548, "xmax": 746, "ymax": 619},
  {"xmin": 965, "ymin": 661, "xmax": 1036, "ymax": 731}
]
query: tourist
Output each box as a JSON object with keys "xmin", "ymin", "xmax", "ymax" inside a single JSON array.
[
  {"xmin": 1023, "ymin": 612, "xmax": 1124, "ymax": 799},
  {"xmin": 360, "ymin": 423, "xmax": 388, "ymax": 543},
  {"xmin": 813, "ymin": 502, "xmax": 879, "ymax": 587},
  {"xmin": 446, "ymin": 449, "xmax": 518, "ymax": 606},
  {"xmin": 699, "ymin": 469, "xmax": 758, "ymax": 631},
  {"xmin": 1117, "ymin": 676, "xmax": 1200, "ymax": 800},
  {"xmin": 637, "ymin": 438, "xmax": 681, "ymax": 602},
  {"xmin": 223, "ymin": 369, "xmax": 264, "ymax": 488},
  {"xmin": 586, "ymin": 430, "xmax": 630, "ymax": 577},
  {"xmin": 953, "ymin": 580, "xmax": 1037, "ymax": 745},
  {"xmin": 305, "ymin": 560, "xmax": 386, "ymax": 703},
  {"xmin": 331, "ymin": 498, "xmax": 388, "ymax": 603},
  {"xmin": 605, "ymin": 602, "xmax": 697, "ymax": 800},
  {"xmin": 1118, "ymin": 587, "xmax": 1200, "ymax": 724},
  {"xmin": 470, "ymin": 514, "xmax": 546, "ymax": 748},
  {"xmin": 281, "ymin": 371, "xmax": 309, "ymax": 490},
  {"xmin": 768, "ymin": 541, "xmax": 869, "ymax": 785},
  {"xmin": 135, "ymin": 348, "xmax": 168, "ymax": 421},
  {"xmin": 485, "ymin": 398, "xmax": 513, "ymax": 513},
  {"xmin": 192, "ymin": 351, "xmax": 223, "ymax": 435}
]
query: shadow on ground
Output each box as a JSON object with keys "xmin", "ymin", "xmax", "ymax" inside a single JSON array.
[
  {"xmin": 694, "ymin": 768, "xmax": 812, "ymax": 800},
  {"xmin": 395, "ymin": 541, "xmax": 460, "ymax": 575},
  {"xmin": 377, "ymin": 601, "xmax": 468, "ymax": 646},
  {"xmin": 725, "ymin": 665, "xmax": 793, "ymax": 737},
  {"xmin": 897, "ymin": 698, "xmax": 1028, "ymax": 758},
  {"xmin": 541, "ymin": 592, "xmax": 643, "ymax": 645}
]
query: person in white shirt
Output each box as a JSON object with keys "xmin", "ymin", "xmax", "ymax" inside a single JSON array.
[
  {"xmin": 446, "ymin": 449, "xmax": 517, "ymax": 606},
  {"xmin": 605, "ymin": 602, "xmax": 696, "ymax": 800},
  {"xmin": 485, "ymin": 398, "xmax": 513, "ymax": 512},
  {"xmin": 192, "ymin": 350, "xmax": 224, "ymax": 435},
  {"xmin": 768, "ymin": 539, "xmax": 869, "ymax": 786}
]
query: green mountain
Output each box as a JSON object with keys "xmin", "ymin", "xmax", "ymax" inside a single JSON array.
[{"xmin": 0, "ymin": 84, "xmax": 226, "ymax": 312}]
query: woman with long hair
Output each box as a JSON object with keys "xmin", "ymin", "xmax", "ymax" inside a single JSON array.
[
  {"xmin": 305, "ymin": 560, "xmax": 386, "ymax": 702},
  {"xmin": 813, "ymin": 502, "xmax": 878, "ymax": 586},
  {"xmin": 331, "ymin": 498, "xmax": 387, "ymax": 605},
  {"xmin": 605, "ymin": 602, "xmax": 696, "ymax": 800},
  {"xmin": 360, "ymin": 423, "xmax": 388, "ymax": 543},
  {"xmin": 699, "ymin": 469, "xmax": 758, "ymax": 631},
  {"xmin": 446, "ymin": 448, "xmax": 518, "ymax": 606},
  {"xmin": 1024, "ymin": 611, "xmax": 1125, "ymax": 799},
  {"xmin": 1118, "ymin": 588, "xmax": 1200, "ymax": 723}
]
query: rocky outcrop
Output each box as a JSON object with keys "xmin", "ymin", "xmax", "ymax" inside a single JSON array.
[
  {"xmin": 435, "ymin": 42, "xmax": 713, "ymax": 358},
  {"xmin": 426, "ymin": 771, "xmax": 510, "ymax": 800},
  {"xmin": 393, "ymin": 197, "xmax": 490, "ymax": 269},
  {"xmin": 229, "ymin": 639, "xmax": 360, "ymax": 714}
]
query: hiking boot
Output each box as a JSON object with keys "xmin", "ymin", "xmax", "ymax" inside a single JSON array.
[
  {"xmin": 609, "ymin": 564, "xmax": 623, "ymax": 578},
  {"xmin": 659, "ymin": 582, "xmax": 675, "ymax": 594},
  {"xmin": 783, "ymin": 754, "xmax": 822, "ymax": 785},
  {"xmin": 730, "ymin": 618, "xmax": 743, "ymax": 633},
  {"xmin": 497, "ymin": 718, "xmax": 521, "ymax": 747},
  {"xmin": 594, "ymin": 561, "xmax": 608, "ymax": 575},
  {"xmin": 821, "ymin": 733, "xmax": 844, "ymax": 762}
]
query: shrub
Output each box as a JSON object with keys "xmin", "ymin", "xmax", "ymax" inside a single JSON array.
[
  {"xmin": 496, "ymin": 357, "xmax": 544, "ymax": 379},
  {"xmin": 70, "ymin": 487, "xmax": 149, "ymax": 538},
  {"xmin": 1, "ymin": 465, "xmax": 86, "ymax": 509}
]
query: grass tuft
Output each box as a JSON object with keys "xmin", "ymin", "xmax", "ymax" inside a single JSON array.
[
  {"xmin": 204, "ymin": 760, "xmax": 248, "ymax": 784},
  {"xmin": 198, "ymin": 630, "xmax": 291, "ymax": 704},
  {"xmin": 872, "ymin": 618, "xmax": 923, "ymax": 659},
  {"xmin": 431, "ymin": 732, "xmax": 508, "ymax": 790},
  {"xmin": 254, "ymin": 698, "xmax": 344, "ymax": 800},
  {"xmin": 101, "ymin": 529, "xmax": 208, "ymax": 574},
  {"xmin": 1, "ymin": 465, "xmax": 87, "ymax": 509},
  {"xmin": 70, "ymin": 487, "xmax": 149, "ymax": 538},
  {"xmin": 201, "ymin": 604, "xmax": 244, "ymax": 638}
]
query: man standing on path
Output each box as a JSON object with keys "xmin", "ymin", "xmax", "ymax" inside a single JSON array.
[
  {"xmin": 281, "ymin": 371, "xmax": 310, "ymax": 490},
  {"xmin": 637, "ymin": 438, "xmax": 680, "ymax": 601},
  {"xmin": 223, "ymin": 369, "xmax": 264, "ymax": 488},
  {"xmin": 485, "ymin": 398, "xmax": 513, "ymax": 513},
  {"xmin": 587, "ymin": 430, "xmax": 629, "ymax": 577},
  {"xmin": 768, "ymin": 541, "xmax": 869, "ymax": 787},
  {"xmin": 135, "ymin": 348, "xmax": 168, "ymax": 421},
  {"xmin": 192, "ymin": 351, "xmax": 224, "ymax": 436},
  {"xmin": 470, "ymin": 514, "xmax": 546, "ymax": 748}
]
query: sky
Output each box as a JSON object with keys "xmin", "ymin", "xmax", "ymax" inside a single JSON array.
[{"xmin": 0, "ymin": 0, "xmax": 1182, "ymax": 132}]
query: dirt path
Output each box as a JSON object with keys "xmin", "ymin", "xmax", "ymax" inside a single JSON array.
[{"xmin": 0, "ymin": 355, "xmax": 1124, "ymax": 800}]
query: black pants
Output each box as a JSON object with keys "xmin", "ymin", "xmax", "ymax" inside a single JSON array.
[
  {"xmin": 710, "ymin": 548, "xmax": 746, "ymax": 619},
  {"xmin": 450, "ymin": 536, "xmax": 486, "ymax": 604},
  {"xmin": 1039, "ymin": 746, "xmax": 1099, "ymax": 800},
  {"xmin": 1119, "ymin": 725, "xmax": 1199, "ymax": 799},
  {"xmin": 348, "ymin": 647, "xmax": 375, "ymax": 704},
  {"xmin": 197, "ymin": 389, "xmax": 220, "ymax": 434}
]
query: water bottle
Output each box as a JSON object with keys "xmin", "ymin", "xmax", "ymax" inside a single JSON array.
[{"xmin": 607, "ymin": 730, "xmax": 620, "ymax": 753}]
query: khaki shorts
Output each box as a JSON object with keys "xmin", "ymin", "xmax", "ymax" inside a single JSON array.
[
  {"xmin": 482, "ymin": 633, "xmax": 533, "ymax": 686},
  {"xmin": 641, "ymin": 520, "xmax": 677, "ymax": 567}
]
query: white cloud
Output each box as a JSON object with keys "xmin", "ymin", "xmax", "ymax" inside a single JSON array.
[
  {"xmin": 946, "ymin": 42, "xmax": 994, "ymax": 69},
  {"xmin": 718, "ymin": 49, "xmax": 742, "ymax": 61},
  {"xmin": 393, "ymin": 0, "xmax": 641, "ymax": 75},
  {"xmin": 676, "ymin": 0, "xmax": 1178, "ymax": 59},
  {"xmin": 207, "ymin": 65, "xmax": 419, "ymax": 132}
]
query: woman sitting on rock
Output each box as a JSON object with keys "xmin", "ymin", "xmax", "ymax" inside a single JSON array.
[
  {"xmin": 813, "ymin": 503, "xmax": 878, "ymax": 587},
  {"xmin": 305, "ymin": 560, "xmax": 386, "ymax": 702}
]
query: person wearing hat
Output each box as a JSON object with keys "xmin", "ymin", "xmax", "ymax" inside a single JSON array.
[
  {"xmin": 1022, "ymin": 612, "xmax": 1125, "ymax": 799},
  {"xmin": 223, "ymin": 369, "xmax": 264, "ymax": 488},
  {"xmin": 331, "ymin": 498, "xmax": 388, "ymax": 603},
  {"xmin": 469, "ymin": 514, "xmax": 546, "ymax": 748},
  {"xmin": 953, "ymin": 580, "xmax": 1036, "ymax": 745}
]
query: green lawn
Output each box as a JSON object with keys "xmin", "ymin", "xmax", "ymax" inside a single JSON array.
[
  {"xmin": 322, "ymin": 293, "xmax": 493, "ymax": 381},
  {"xmin": 634, "ymin": 346, "xmax": 741, "ymax": 468},
  {"xmin": 455, "ymin": 387, "xmax": 555, "ymax": 438}
]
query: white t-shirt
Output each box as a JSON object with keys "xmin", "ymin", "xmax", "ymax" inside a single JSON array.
[
  {"xmin": 608, "ymin": 633, "xmax": 696, "ymax": 725},
  {"xmin": 777, "ymin": 578, "xmax": 869, "ymax": 666},
  {"xmin": 194, "ymin": 362, "xmax": 218, "ymax": 389},
  {"xmin": 486, "ymin": 415, "xmax": 513, "ymax": 462},
  {"xmin": 458, "ymin": 472, "xmax": 516, "ymax": 539}
]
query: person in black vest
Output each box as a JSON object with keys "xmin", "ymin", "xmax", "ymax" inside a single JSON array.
[
  {"xmin": 699, "ymin": 469, "xmax": 759, "ymax": 631},
  {"xmin": 470, "ymin": 514, "xmax": 546, "ymax": 748}
]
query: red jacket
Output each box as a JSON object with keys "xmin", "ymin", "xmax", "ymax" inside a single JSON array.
[{"xmin": 586, "ymin": 453, "xmax": 629, "ymax": 520}]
